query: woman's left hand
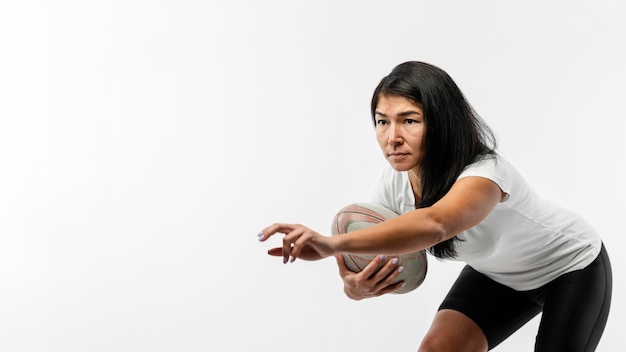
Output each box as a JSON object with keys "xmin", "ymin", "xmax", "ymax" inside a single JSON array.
[{"xmin": 259, "ymin": 223, "xmax": 336, "ymax": 263}]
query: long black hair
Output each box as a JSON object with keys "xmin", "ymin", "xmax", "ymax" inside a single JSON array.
[{"xmin": 371, "ymin": 61, "xmax": 497, "ymax": 258}]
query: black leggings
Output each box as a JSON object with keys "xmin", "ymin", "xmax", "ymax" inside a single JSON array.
[{"xmin": 439, "ymin": 244, "xmax": 612, "ymax": 351}]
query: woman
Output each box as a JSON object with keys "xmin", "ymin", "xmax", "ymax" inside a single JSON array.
[{"xmin": 258, "ymin": 61, "xmax": 612, "ymax": 351}]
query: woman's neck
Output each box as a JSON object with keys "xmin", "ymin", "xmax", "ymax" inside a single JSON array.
[{"xmin": 408, "ymin": 169, "xmax": 423, "ymax": 205}]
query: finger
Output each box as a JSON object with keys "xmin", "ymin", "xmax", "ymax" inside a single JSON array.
[
  {"xmin": 289, "ymin": 228, "xmax": 313, "ymax": 263},
  {"xmin": 267, "ymin": 247, "xmax": 282, "ymax": 257},
  {"xmin": 288, "ymin": 228, "xmax": 313, "ymax": 263},
  {"xmin": 373, "ymin": 260, "xmax": 404, "ymax": 291},
  {"xmin": 378, "ymin": 280, "xmax": 406, "ymax": 296},
  {"xmin": 359, "ymin": 254, "xmax": 387, "ymax": 279},
  {"xmin": 258, "ymin": 223, "xmax": 298, "ymax": 242},
  {"xmin": 335, "ymin": 255, "xmax": 350, "ymax": 276},
  {"xmin": 282, "ymin": 227, "xmax": 304, "ymax": 263},
  {"xmin": 373, "ymin": 258, "xmax": 404, "ymax": 286}
]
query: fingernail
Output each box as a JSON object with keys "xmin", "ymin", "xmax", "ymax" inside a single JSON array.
[
  {"xmin": 398, "ymin": 266, "xmax": 404, "ymax": 273},
  {"xmin": 289, "ymin": 256, "xmax": 295, "ymax": 263},
  {"xmin": 392, "ymin": 258, "xmax": 399, "ymax": 265},
  {"xmin": 283, "ymin": 257, "xmax": 288, "ymax": 264},
  {"xmin": 257, "ymin": 232, "xmax": 264, "ymax": 241},
  {"xmin": 378, "ymin": 255, "xmax": 385, "ymax": 261}
]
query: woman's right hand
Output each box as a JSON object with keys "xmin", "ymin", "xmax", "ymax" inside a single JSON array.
[{"xmin": 335, "ymin": 254, "xmax": 405, "ymax": 300}]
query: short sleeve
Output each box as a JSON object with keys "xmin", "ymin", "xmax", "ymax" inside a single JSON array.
[{"xmin": 457, "ymin": 155, "xmax": 512, "ymax": 202}]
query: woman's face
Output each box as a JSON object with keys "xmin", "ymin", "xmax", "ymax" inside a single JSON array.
[{"xmin": 374, "ymin": 94, "xmax": 426, "ymax": 172}]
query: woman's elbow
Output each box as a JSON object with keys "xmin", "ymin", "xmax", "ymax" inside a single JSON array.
[{"xmin": 430, "ymin": 223, "xmax": 447, "ymax": 246}]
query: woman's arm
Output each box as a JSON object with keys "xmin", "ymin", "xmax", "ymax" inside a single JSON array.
[
  {"xmin": 333, "ymin": 176, "xmax": 505, "ymax": 255},
  {"xmin": 260, "ymin": 176, "xmax": 504, "ymax": 263}
]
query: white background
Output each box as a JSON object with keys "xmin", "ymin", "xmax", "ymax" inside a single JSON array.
[{"xmin": 1, "ymin": 1, "xmax": 624, "ymax": 351}]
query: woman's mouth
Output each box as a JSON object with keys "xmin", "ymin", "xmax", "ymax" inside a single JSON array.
[{"xmin": 388, "ymin": 152, "xmax": 409, "ymax": 160}]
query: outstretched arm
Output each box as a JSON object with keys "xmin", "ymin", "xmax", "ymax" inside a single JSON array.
[
  {"xmin": 334, "ymin": 176, "xmax": 504, "ymax": 255},
  {"xmin": 259, "ymin": 176, "xmax": 504, "ymax": 262}
]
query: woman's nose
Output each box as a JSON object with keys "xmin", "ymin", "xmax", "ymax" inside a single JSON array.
[{"xmin": 388, "ymin": 124, "xmax": 403, "ymax": 145}]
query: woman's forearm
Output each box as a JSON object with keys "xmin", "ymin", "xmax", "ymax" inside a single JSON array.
[{"xmin": 333, "ymin": 208, "xmax": 446, "ymax": 255}]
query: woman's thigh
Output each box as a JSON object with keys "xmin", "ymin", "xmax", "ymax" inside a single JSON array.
[
  {"xmin": 438, "ymin": 265, "xmax": 542, "ymax": 350},
  {"xmin": 536, "ymin": 244, "xmax": 612, "ymax": 351},
  {"xmin": 419, "ymin": 309, "xmax": 488, "ymax": 352}
]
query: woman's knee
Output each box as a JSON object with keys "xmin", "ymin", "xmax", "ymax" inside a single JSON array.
[
  {"xmin": 418, "ymin": 333, "xmax": 451, "ymax": 352},
  {"xmin": 418, "ymin": 332, "xmax": 487, "ymax": 352},
  {"xmin": 417, "ymin": 310, "xmax": 488, "ymax": 352}
]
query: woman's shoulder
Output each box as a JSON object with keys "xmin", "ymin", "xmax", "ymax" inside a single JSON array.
[
  {"xmin": 458, "ymin": 153, "xmax": 521, "ymax": 199},
  {"xmin": 461, "ymin": 153, "xmax": 505, "ymax": 176}
]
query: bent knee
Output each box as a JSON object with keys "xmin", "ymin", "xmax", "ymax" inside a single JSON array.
[
  {"xmin": 418, "ymin": 333, "xmax": 487, "ymax": 352},
  {"xmin": 418, "ymin": 334, "xmax": 448, "ymax": 352},
  {"xmin": 418, "ymin": 309, "xmax": 488, "ymax": 352}
]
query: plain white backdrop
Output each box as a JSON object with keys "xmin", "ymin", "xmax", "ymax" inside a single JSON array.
[{"xmin": 1, "ymin": 1, "xmax": 624, "ymax": 351}]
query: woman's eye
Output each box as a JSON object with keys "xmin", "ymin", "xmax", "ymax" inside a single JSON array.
[
  {"xmin": 376, "ymin": 120, "xmax": 388, "ymax": 126},
  {"xmin": 405, "ymin": 119, "xmax": 418, "ymax": 124}
]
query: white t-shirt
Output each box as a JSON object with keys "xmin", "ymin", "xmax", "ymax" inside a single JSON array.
[{"xmin": 370, "ymin": 154, "xmax": 601, "ymax": 291}]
